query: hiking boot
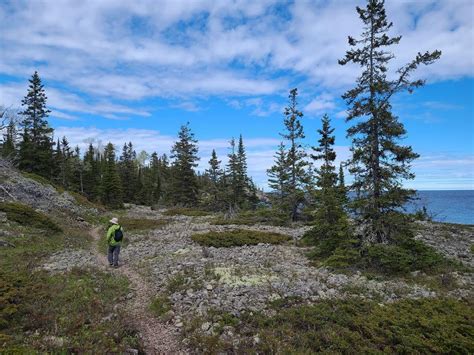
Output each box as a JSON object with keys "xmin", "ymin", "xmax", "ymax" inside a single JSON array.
[{"xmin": 113, "ymin": 264, "xmax": 119, "ymax": 268}]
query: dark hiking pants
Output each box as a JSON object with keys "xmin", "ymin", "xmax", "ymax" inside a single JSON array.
[{"xmin": 108, "ymin": 245, "xmax": 121, "ymax": 266}]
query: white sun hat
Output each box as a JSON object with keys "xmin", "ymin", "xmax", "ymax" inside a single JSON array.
[{"xmin": 109, "ymin": 217, "xmax": 119, "ymax": 224}]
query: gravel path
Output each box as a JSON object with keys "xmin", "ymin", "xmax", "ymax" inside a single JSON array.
[{"xmin": 89, "ymin": 227, "xmax": 183, "ymax": 354}]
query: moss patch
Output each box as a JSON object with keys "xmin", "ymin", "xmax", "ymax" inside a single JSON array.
[
  {"xmin": 0, "ymin": 202, "xmax": 61, "ymax": 233},
  {"xmin": 192, "ymin": 230, "xmax": 290, "ymax": 248}
]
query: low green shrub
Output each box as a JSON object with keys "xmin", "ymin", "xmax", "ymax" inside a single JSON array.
[
  {"xmin": 366, "ymin": 237, "xmax": 445, "ymax": 275},
  {"xmin": 163, "ymin": 208, "xmax": 210, "ymax": 217},
  {"xmin": 411, "ymin": 206, "xmax": 432, "ymax": 221},
  {"xmin": 249, "ymin": 298, "xmax": 474, "ymax": 353},
  {"xmin": 69, "ymin": 191, "xmax": 106, "ymax": 211},
  {"xmin": 212, "ymin": 208, "xmax": 289, "ymax": 226},
  {"xmin": 149, "ymin": 296, "xmax": 172, "ymax": 317},
  {"xmin": 185, "ymin": 298, "xmax": 474, "ymax": 353},
  {"xmin": 192, "ymin": 230, "xmax": 291, "ymax": 248},
  {"xmin": 119, "ymin": 217, "xmax": 168, "ymax": 231},
  {"xmin": 0, "ymin": 202, "xmax": 61, "ymax": 233},
  {"xmin": 0, "ymin": 268, "xmax": 139, "ymax": 353}
]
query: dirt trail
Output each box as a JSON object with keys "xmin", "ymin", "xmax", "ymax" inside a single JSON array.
[{"xmin": 90, "ymin": 227, "xmax": 183, "ymax": 354}]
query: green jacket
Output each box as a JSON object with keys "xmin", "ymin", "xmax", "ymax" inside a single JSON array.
[{"xmin": 106, "ymin": 224, "xmax": 123, "ymax": 246}]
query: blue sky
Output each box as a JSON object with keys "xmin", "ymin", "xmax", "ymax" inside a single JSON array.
[{"xmin": 0, "ymin": 0, "xmax": 473, "ymax": 190}]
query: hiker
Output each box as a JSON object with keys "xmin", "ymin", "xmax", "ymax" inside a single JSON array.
[{"xmin": 106, "ymin": 217, "xmax": 124, "ymax": 268}]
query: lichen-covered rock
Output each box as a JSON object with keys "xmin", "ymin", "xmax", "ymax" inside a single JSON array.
[
  {"xmin": 415, "ymin": 221, "xmax": 474, "ymax": 267},
  {"xmin": 116, "ymin": 208, "xmax": 453, "ymax": 324},
  {"xmin": 0, "ymin": 159, "xmax": 97, "ymax": 219},
  {"xmin": 41, "ymin": 250, "xmax": 97, "ymax": 272}
]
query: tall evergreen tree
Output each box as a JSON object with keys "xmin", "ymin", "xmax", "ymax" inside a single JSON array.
[
  {"xmin": 158, "ymin": 154, "xmax": 171, "ymax": 203},
  {"xmin": 339, "ymin": 0, "xmax": 441, "ymax": 243},
  {"xmin": 170, "ymin": 123, "xmax": 200, "ymax": 206},
  {"xmin": 58, "ymin": 136, "xmax": 72, "ymax": 189},
  {"xmin": 100, "ymin": 143, "xmax": 123, "ymax": 208},
  {"xmin": 83, "ymin": 143, "xmax": 100, "ymax": 200},
  {"xmin": 226, "ymin": 138, "xmax": 239, "ymax": 209},
  {"xmin": 205, "ymin": 149, "xmax": 223, "ymax": 207},
  {"xmin": 267, "ymin": 142, "xmax": 289, "ymax": 207},
  {"xmin": 18, "ymin": 71, "xmax": 53, "ymax": 178},
  {"xmin": 71, "ymin": 146, "xmax": 83, "ymax": 193},
  {"xmin": 311, "ymin": 115, "xmax": 337, "ymax": 190},
  {"xmin": 236, "ymin": 135, "xmax": 249, "ymax": 205},
  {"xmin": 206, "ymin": 149, "xmax": 222, "ymax": 184},
  {"xmin": 305, "ymin": 115, "xmax": 354, "ymax": 263},
  {"xmin": 338, "ymin": 163, "xmax": 348, "ymax": 206},
  {"xmin": 281, "ymin": 88, "xmax": 308, "ymax": 221},
  {"xmin": 119, "ymin": 142, "xmax": 138, "ymax": 202},
  {"xmin": 226, "ymin": 135, "xmax": 251, "ymax": 210},
  {"xmin": 149, "ymin": 152, "xmax": 162, "ymax": 205},
  {"xmin": 1, "ymin": 115, "xmax": 17, "ymax": 160}
]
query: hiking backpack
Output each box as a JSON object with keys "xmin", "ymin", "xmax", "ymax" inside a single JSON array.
[{"xmin": 114, "ymin": 226, "xmax": 124, "ymax": 242}]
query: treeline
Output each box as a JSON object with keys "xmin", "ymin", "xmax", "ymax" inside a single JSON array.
[
  {"xmin": 1, "ymin": 0, "xmax": 440, "ymax": 264},
  {"xmin": 0, "ymin": 72, "xmax": 259, "ymax": 211}
]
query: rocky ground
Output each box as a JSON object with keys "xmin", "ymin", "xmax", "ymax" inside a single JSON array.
[
  {"xmin": 0, "ymin": 159, "xmax": 98, "ymax": 219},
  {"xmin": 41, "ymin": 204, "xmax": 474, "ymax": 347},
  {"xmin": 4, "ymin": 162, "xmax": 472, "ymax": 352},
  {"xmin": 415, "ymin": 220, "xmax": 474, "ymax": 268}
]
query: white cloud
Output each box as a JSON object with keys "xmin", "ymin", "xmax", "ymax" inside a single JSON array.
[
  {"xmin": 0, "ymin": 82, "xmax": 151, "ymax": 119},
  {"xmin": 304, "ymin": 93, "xmax": 336, "ymax": 115},
  {"xmin": 1, "ymin": 0, "xmax": 471, "ymax": 107}
]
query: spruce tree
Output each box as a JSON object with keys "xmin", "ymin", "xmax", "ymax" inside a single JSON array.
[
  {"xmin": 311, "ymin": 115, "xmax": 337, "ymax": 190},
  {"xmin": 226, "ymin": 135, "xmax": 251, "ymax": 210},
  {"xmin": 205, "ymin": 149, "xmax": 222, "ymax": 207},
  {"xmin": 100, "ymin": 142, "xmax": 123, "ymax": 208},
  {"xmin": 236, "ymin": 135, "xmax": 249, "ymax": 206},
  {"xmin": 338, "ymin": 163, "xmax": 348, "ymax": 206},
  {"xmin": 149, "ymin": 152, "xmax": 162, "ymax": 205},
  {"xmin": 83, "ymin": 143, "xmax": 100, "ymax": 200},
  {"xmin": 119, "ymin": 142, "xmax": 138, "ymax": 202},
  {"xmin": 305, "ymin": 115, "xmax": 355, "ymax": 264},
  {"xmin": 158, "ymin": 154, "xmax": 171, "ymax": 203},
  {"xmin": 18, "ymin": 71, "xmax": 54, "ymax": 178},
  {"xmin": 58, "ymin": 136, "xmax": 72, "ymax": 189},
  {"xmin": 281, "ymin": 88, "xmax": 308, "ymax": 221},
  {"xmin": 170, "ymin": 123, "xmax": 200, "ymax": 206},
  {"xmin": 226, "ymin": 138, "xmax": 239, "ymax": 209},
  {"xmin": 70, "ymin": 146, "xmax": 83, "ymax": 193},
  {"xmin": 207, "ymin": 149, "xmax": 222, "ymax": 184},
  {"xmin": 1, "ymin": 115, "xmax": 17, "ymax": 160},
  {"xmin": 339, "ymin": 0, "xmax": 441, "ymax": 243},
  {"xmin": 267, "ymin": 142, "xmax": 289, "ymax": 208}
]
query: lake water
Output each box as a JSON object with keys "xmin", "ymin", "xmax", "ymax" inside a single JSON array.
[{"xmin": 406, "ymin": 190, "xmax": 474, "ymax": 225}]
